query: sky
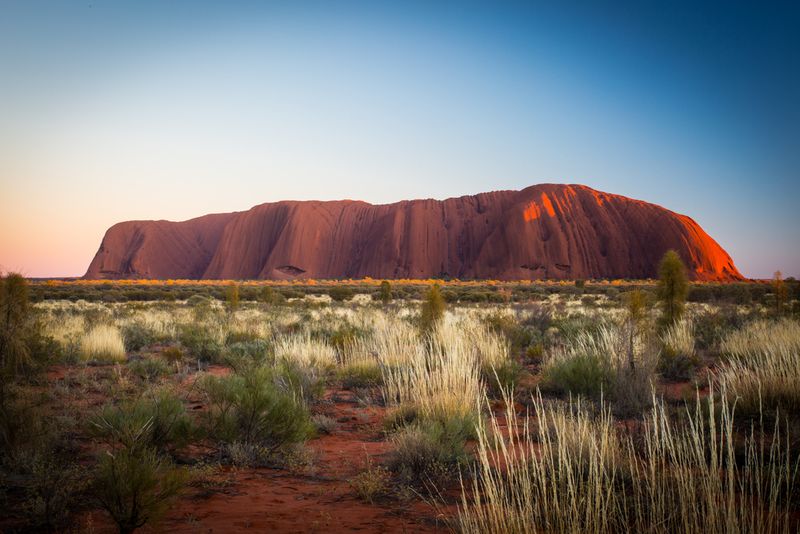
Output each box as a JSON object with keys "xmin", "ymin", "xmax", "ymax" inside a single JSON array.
[{"xmin": 0, "ymin": 0, "xmax": 798, "ymax": 279}]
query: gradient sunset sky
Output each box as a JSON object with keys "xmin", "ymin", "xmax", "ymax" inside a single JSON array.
[{"xmin": 1, "ymin": 1, "xmax": 798, "ymax": 278}]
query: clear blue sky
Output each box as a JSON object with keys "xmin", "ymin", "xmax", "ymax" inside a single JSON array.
[{"xmin": 1, "ymin": 0, "xmax": 798, "ymax": 278}]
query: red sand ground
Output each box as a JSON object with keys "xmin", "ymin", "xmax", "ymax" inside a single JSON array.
[{"xmin": 71, "ymin": 387, "xmax": 454, "ymax": 533}]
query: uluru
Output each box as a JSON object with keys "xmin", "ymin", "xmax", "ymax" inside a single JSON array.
[{"xmin": 84, "ymin": 184, "xmax": 742, "ymax": 281}]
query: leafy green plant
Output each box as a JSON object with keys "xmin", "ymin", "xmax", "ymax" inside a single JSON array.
[
  {"xmin": 91, "ymin": 389, "xmax": 196, "ymax": 454},
  {"xmin": 656, "ymin": 250, "xmax": 689, "ymax": 330},
  {"xmin": 541, "ymin": 353, "xmax": 613, "ymax": 399},
  {"xmin": 328, "ymin": 286, "xmax": 355, "ymax": 302},
  {"xmin": 226, "ymin": 283, "xmax": 240, "ymax": 312},
  {"xmin": 419, "ymin": 284, "xmax": 445, "ymax": 334},
  {"xmin": 388, "ymin": 418, "xmax": 471, "ymax": 487},
  {"xmin": 121, "ymin": 322, "xmax": 157, "ymax": 352},
  {"xmin": 199, "ymin": 367, "xmax": 314, "ymax": 454},
  {"xmin": 179, "ymin": 324, "xmax": 223, "ymax": 363},
  {"xmin": 224, "ymin": 339, "xmax": 271, "ymax": 371},
  {"xmin": 16, "ymin": 448, "xmax": 88, "ymax": 530},
  {"xmin": 94, "ymin": 446, "xmax": 187, "ymax": 534},
  {"xmin": 378, "ymin": 280, "xmax": 393, "ymax": 304},
  {"xmin": 128, "ymin": 357, "xmax": 170, "ymax": 381}
]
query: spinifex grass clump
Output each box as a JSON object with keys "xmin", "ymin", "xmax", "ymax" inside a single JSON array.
[
  {"xmin": 718, "ymin": 318, "xmax": 800, "ymax": 418},
  {"xmin": 459, "ymin": 386, "xmax": 799, "ymax": 534},
  {"xmin": 381, "ymin": 320, "xmax": 486, "ymax": 486},
  {"xmin": 381, "ymin": 331, "xmax": 482, "ymax": 430},
  {"xmin": 81, "ymin": 324, "xmax": 126, "ymax": 363},
  {"xmin": 91, "ymin": 388, "xmax": 196, "ymax": 455},
  {"xmin": 659, "ymin": 317, "xmax": 699, "ymax": 381},
  {"xmin": 541, "ymin": 322, "xmax": 657, "ymax": 416}
]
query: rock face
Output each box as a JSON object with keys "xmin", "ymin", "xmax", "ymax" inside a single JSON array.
[{"xmin": 85, "ymin": 184, "xmax": 742, "ymax": 281}]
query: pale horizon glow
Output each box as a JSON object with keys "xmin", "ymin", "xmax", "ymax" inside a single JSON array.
[{"xmin": 1, "ymin": 1, "xmax": 798, "ymax": 279}]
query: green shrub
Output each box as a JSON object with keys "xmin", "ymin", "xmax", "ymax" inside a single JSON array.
[
  {"xmin": 226, "ymin": 283, "xmax": 240, "ymax": 312},
  {"xmin": 419, "ymin": 284, "xmax": 445, "ymax": 335},
  {"xmin": 656, "ymin": 250, "xmax": 689, "ymax": 330},
  {"xmin": 377, "ymin": 280, "xmax": 393, "ymax": 304},
  {"xmin": 179, "ymin": 325, "xmax": 223, "ymax": 363},
  {"xmin": 224, "ymin": 339, "xmax": 271, "ymax": 371},
  {"xmin": 161, "ymin": 345, "xmax": 185, "ymax": 364},
  {"xmin": 128, "ymin": 357, "xmax": 170, "ymax": 381},
  {"xmin": 484, "ymin": 359, "xmax": 522, "ymax": 396},
  {"xmin": 482, "ymin": 313, "xmax": 535, "ymax": 352},
  {"xmin": 14, "ymin": 447, "xmax": 87, "ymax": 530},
  {"xmin": 0, "ymin": 273, "xmax": 52, "ymax": 376},
  {"xmin": 259, "ymin": 286, "xmax": 285, "ymax": 305},
  {"xmin": 657, "ymin": 347, "xmax": 699, "ymax": 381},
  {"xmin": 0, "ymin": 386, "xmax": 47, "ymax": 460},
  {"xmin": 121, "ymin": 322, "xmax": 157, "ymax": 352},
  {"xmin": 91, "ymin": 389, "xmax": 196, "ymax": 454},
  {"xmin": 275, "ymin": 359, "xmax": 327, "ymax": 402},
  {"xmin": 328, "ymin": 286, "xmax": 355, "ymax": 302},
  {"xmin": 200, "ymin": 367, "xmax": 314, "ymax": 452},
  {"xmin": 94, "ymin": 446, "xmax": 187, "ymax": 534},
  {"xmin": 541, "ymin": 353, "xmax": 613, "ymax": 399},
  {"xmin": 693, "ymin": 307, "xmax": 749, "ymax": 352},
  {"xmin": 388, "ymin": 418, "xmax": 471, "ymax": 486}
]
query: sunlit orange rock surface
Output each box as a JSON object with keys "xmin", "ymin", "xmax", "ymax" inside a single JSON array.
[{"xmin": 85, "ymin": 184, "xmax": 742, "ymax": 281}]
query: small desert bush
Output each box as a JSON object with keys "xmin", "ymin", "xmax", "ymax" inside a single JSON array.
[
  {"xmin": 328, "ymin": 286, "xmax": 355, "ymax": 302},
  {"xmin": 312, "ymin": 414, "xmax": 338, "ymax": 434},
  {"xmin": 389, "ymin": 418, "xmax": 471, "ymax": 487},
  {"xmin": 419, "ymin": 284, "xmax": 446, "ymax": 334},
  {"xmin": 199, "ymin": 367, "xmax": 314, "ymax": 453},
  {"xmin": 275, "ymin": 359, "xmax": 328, "ymax": 402},
  {"xmin": 12, "ymin": 446, "xmax": 88, "ymax": 530},
  {"xmin": 128, "ymin": 357, "xmax": 170, "ymax": 381},
  {"xmin": 693, "ymin": 306, "xmax": 749, "ymax": 351},
  {"xmin": 658, "ymin": 318, "xmax": 699, "ymax": 381},
  {"xmin": 542, "ymin": 351, "xmax": 613, "ymax": 399},
  {"xmin": 179, "ymin": 324, "xmax": 224, "ymax": 363},
  {"xmin": 718, "ymin": 319, "xmax": 800, "ymax": 419},
  {"xmin": 224, "ymin": 339, "xmax": 271, "ymax": 371},
  {"xmin": 81, "ymin": 324, "xmax": 126, "ymax": 362},
  {"xmin": 0, "ymin": 274, "xmax": 61, "ymax": 376},
  {"xmin": 541, "ymin": 324, "xmax": 656, "ymax": 416},
  {"xmin": 223, "ymin": 441, "xmax": 274, "ymax": 467},
  {"xmin": 121, "ymin": 321, "xmax": 158, "ymax": 352},
  {"xmin": 91, "ymin": 389, "xmax": 196, "ymax": 454},
  {"xmin": 350, "ymin": 457, "xmax": 391, "ymax": 503},
  {"xmin": 482, "ymin": 311, "xmax": 537, "ymax": 352},
  {"xmin": 161, "ymin": 345, "xmax": 185, "ymax": 364},
  {"xmin": 94, "ymin": 445, "xmax": 187, "ymax": 534}
]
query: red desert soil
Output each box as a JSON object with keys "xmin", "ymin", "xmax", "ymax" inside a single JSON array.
[
  {"xmin": 84, "ymin": 183, "xmax": 742, "ymax": 281},
  {"xmin": 73, "ymin": 386, "xmax": 453, "ymax": 534}
]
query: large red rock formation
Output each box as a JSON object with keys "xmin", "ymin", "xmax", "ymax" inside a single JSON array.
[{"xmin": 84, "ymin": 184, "xmax": 742, "ymax": 281}]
